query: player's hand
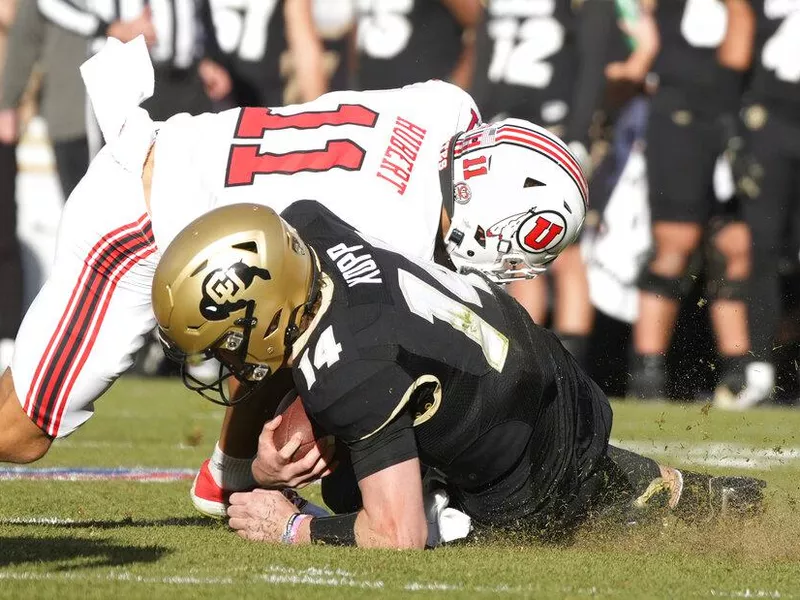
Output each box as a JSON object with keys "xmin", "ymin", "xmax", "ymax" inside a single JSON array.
[
  {"xmin": 198, "ymin": 59, "xmax": 233, "ymax": 101},
  {"xmin": 251, "ymin": 415, "xmax": 336, "ymax": 489},
  {"xmin": 227, "ymin": 488, "xmax": 297, "ymax": 543},
  {"xmin": 605, "ymin": 60, "xmax": 648, "ymax": 84},
  {"xmin": 0, "ymin": 109, "xmax": 19, "ymax": 145},
  {"xmin": 107, "ymin": 7, "xmax": 157, "ymax": 46}
]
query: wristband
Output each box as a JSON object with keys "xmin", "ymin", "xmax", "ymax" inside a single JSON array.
[
  {"xmin": 280, "ymin": 512, "xmax": 302, "ymax": 545},
  {"xmin": 309, "ymin": 512, "xmax": 359, "ymax": 546}
]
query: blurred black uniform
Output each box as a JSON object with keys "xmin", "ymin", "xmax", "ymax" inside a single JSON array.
[
  {"xmin": 354, "ymin": 0, "xmax": 464, "ymax": 89},
  {"xmin": 284, "ymin": 200, "xmax": 623, "ymax": 535},
  {"xmin": 740, "ymin": 0, "xmax": 800, "ymax": 361},
  {"xmin": 204, "ymin": 0, "xmax": 287, "ymax": 106},
  {"xmin": 470, "ymin": 0, "xmax": 614, "ymax": 145},
  {"xmin": 647, "ymin": 0, "xmax": 738, "ymax": 224}
]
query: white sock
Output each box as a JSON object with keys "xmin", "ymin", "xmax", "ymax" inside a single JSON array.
[{"xmin": 208, "ymin": 442, "xmax": 257, "ymax": 491}]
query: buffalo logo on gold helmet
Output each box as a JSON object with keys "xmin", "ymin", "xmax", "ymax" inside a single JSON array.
[{"xmin": 199, "ymin": 262, "xmax": 271, "ymax": 321}]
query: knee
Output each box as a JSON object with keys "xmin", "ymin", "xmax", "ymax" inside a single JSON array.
[
  {"xmin": 0, "ymin": 434, "xmax": 51, "ymax": 463},
  {"xmin": 650, "ymin": 227, "xmax": 702, "ymax": 278},
  {"xmin": 0, "ymin": 416, "xmax": 52, "ymax": 463},
  {"xmin": 713, "ymin": 223, "xmax": 751, "ymax": 280},
  {"xmin": 0, "ymin": 370, "xmax": 52, "ymax": 463},
  {"xmin": 638, "ymin": 240, "xmax": 702, "ymax": 301},
  {"xmin": 0, "ymin": 406, "xmax": 52, "ymax": 462}
]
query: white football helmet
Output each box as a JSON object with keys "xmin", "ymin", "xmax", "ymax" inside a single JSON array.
[{"xmin": 439, "ymin": 118, "xmax": 589, "ymax": 283}]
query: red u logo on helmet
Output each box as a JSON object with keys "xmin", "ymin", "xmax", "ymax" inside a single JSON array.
[{"xmin": 520, "ymin": 213, "xmax": 566, "ymax": 252}]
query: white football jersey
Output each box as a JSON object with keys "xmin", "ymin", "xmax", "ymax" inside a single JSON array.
[
  {"xmin": 151, "ymin": 81, "xmax": 480, "ymax": 260},
  {"xmin": 12, "ymin": 80, "xmax": 479, "ymax": 438}
]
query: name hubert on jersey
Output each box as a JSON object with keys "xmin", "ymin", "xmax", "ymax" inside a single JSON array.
[{"xmin": 375, "ymin": 116, "xmax": 427, "ymax": 195}]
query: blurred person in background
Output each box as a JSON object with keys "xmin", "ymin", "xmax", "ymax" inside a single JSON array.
[
  {"xmin": 0, "ymin": 0, "xmax": 22, "ymax": 373},
  {"xmin": 725, "ymin": 0, "xmax": 800, "ymax": 409},
  {"xmin": 311, "ymin": 0, "xmax": 355, "ymax": 93},
  {"xmin": 0, "ymin": 0, "xmax": 88, "ymax": 199},
  {"xmin": 469, "ymin": 0, "xmax": 618, "ymax": 368},
  {"xmin": 627, "ymin": 0, "xmax": 754, "ymax": 403},
  {"xmin": 38, "ymin": 0, "xmax": 231, "ymax": 148},
  {"xmin": 353, "ymin": 0, "xmax": 481, "ymax": 90},
  {"xmin": 204, "ymin": 0, "xmax": 326, "ymax": 108}
]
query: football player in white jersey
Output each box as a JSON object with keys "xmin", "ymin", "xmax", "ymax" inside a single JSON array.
[{"xmin": 0, "ymin": 39, "xmax": 588, "ymax": 518}]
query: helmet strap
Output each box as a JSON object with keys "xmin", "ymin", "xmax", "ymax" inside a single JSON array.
[
  {"xmin": 283, "ymin": 249, "xmax": 322, "ymax": 355},
  {"xmin": 439, "ymin": 132, "xmax": 461, "ymax": 220},
  {"xmin": 232, "ymin": 300, "xmax": 258, "ymax": 367}
]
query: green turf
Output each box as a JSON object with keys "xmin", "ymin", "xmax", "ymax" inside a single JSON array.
[{"xmin": 2, "ymin": 378, "xmax": 800, "ymax": 599}]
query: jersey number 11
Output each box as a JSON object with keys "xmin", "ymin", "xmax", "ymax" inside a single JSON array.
[{"xmin": 225, "ymin": 104, "xmax": 380, "ymax": 187}]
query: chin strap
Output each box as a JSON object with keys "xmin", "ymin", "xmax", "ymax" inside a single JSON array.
[
  {"xmin": 283, "ymin": 247, "xmax": 322, "ymax": 353},
  {"xmin": 439, "ymin": 132, "xmax": 461, "ymax": 220}
]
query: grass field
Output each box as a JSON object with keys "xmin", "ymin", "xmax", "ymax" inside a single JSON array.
[{"xmin": 2, "ymin": 378, "xmax": 800, "ymax": 599}]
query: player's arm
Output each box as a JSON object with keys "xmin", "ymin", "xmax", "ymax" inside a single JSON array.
[
  {"xmin": 441, "ymin": 0, "xmax": 482, "ymax": 89},
  {"xmin": 229, "ymin": 361, "xmax": 428, "ymax": 548},
  {"xmin": 284, "ymin": 0, "xmax": 326, "ymax": 102},
  {"xmin": 0, "ymin": 0, "xmax": 43, "ymax": 144},
  {"xmin": 605, "ymin": 0, "xmax": 660, "ymax": 84},
  {"xmin": 230, "ymin": 412, "xmax": 428, "ymax": 549},
  {"xmin": 197, "ymin": 0, "xmax": 232, "ymax": 102},
  {"xmin": 38, "ymin": 0, "xmax": 156, "ymax": 45},
  {"xmin": 718, "ymin": 0, "xmax": 755, "ymax": 71},
  {"xmin": 563, "ymin": 0, "xmax": 619, "ymax": 169}
]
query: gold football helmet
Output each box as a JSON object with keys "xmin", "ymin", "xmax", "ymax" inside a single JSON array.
[{"xmin": 152, "ymin": 203, "xmax": 318, "ymax": 404}]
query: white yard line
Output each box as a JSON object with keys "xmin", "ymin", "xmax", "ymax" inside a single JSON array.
[
  {"xmin": 611, "ymin": 439, "xmax": 800, "ymax": 470},
  {"xmin": 0, "ymin": 517, "xmax": 76, "ymax": 525},
  {"xmin": 707, "ymin": 590, "xmax": 786, "ymax": 598},
  {"xmin": 0, "ymin": 567, "xmax": 610, "ymax": 596},
  {"xmin": 0, "ymin": 568, "xmax": 792, "ymax": 597}
]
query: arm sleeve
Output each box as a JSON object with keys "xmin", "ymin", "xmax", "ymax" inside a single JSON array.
[
  {"xmin": 1, "ymin": 0, "xmax": 45, "ymax": 110},
  {"xmin": 565, "ymin": 0, "xmax": 618, "ymax": 146},
  {"xmin": 10, "ymin": 148, "xmax": 158, "ymax": 438},
  {"xmin": 347, "ymin": 408, "xmax": 418, "ymax": 481},
  {"xmin": 37, "ymin": 0, "xmax": 106, "ymax": 38}
]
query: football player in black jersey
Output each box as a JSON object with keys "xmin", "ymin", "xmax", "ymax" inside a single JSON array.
[
  {"xmin": 628, "ymin": 0, "xmax": 755, "ymax": 403},
  {"xmin": 469, "ymin": 0, "xmax": 618, "ymax": 369},
  {"xmin": 153, "ymin": 201, "xmax": 764, "ymax": 548},
  {"xmin": 354, "ymin": 0, "xmax": 481, "ymax": 91},
  {"xmin": 721, "ymin": 0, "xmax": 800, "ymax": 409},
  {"xmin": 204, "ymin": 0, "xmax": 326, "ymax": 107}
]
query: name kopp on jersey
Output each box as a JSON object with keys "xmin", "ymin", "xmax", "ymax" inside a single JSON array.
[{"xmin": 327, "ymin": 243, "xmax": 383, "ymax": 287}]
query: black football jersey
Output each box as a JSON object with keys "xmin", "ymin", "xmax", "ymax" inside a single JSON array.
[
  {"xmin": 748, "ymin": 0, "xmax": 800, "ymax": 107},
  {"xmin": 651, "ymin": 0, "xmax": 730, "ymax": 95},
  {"xmin": 355, "ymin": 0, "xmax": 464, "ymax": 89},
  {"xmin": 283, "ymin": 200, "xmax": 610, "ymax": 513},
  {"xmin": 207, "ymin": 0, "xmax": 287, "ymax": 106},
  {"xmin": 470, "ymin": 0, "xmax": 578, "ymax": 124}
]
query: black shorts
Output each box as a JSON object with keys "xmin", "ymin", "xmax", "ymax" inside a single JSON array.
[
  {"xmin": 645, "ymin": 105, "xmax": 724, "ymax": 224},
  {"xmin": 740, "ymin": 102, "xmax": 800, "ymax": 258}
]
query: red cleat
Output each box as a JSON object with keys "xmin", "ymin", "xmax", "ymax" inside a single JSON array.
[{"xmin": 191, "ymin": 459, "xmax": 233, "ymax": 518}]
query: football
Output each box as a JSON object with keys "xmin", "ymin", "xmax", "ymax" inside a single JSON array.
[{"xmin": 272, "ymin": 390, "xmax": 326, "ymax": 461}]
